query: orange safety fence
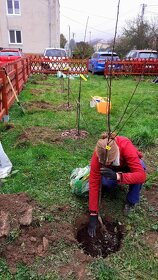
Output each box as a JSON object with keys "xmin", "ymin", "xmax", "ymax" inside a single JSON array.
[{"xmin": 104, "ymin": 59, "xmax": 158, "ymax": 76}]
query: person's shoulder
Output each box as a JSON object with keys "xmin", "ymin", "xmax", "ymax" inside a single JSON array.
[
  {"xmin": 116, "ymin": 135, "xmax": 132, "ymax": 144},
  {"xmin": 116, "ymin": 136, "xmax": 136, "ymax": 150}
]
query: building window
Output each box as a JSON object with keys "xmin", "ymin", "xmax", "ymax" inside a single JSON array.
[
  {"xmin": 7, "ymin": 0, "xmax": 20, "ymax": 15},
  {"xmin": 9, "ymin": 30, "xmax": 22, "ymax": 44}
]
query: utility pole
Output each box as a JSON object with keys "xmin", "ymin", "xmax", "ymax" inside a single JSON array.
[
  {"xmin": 139, "ymin": 3, "xmax": 147, "ymax": 49},
  {"xmin": 48, "ymin": 0, "xmax": 52, "ymax": 47},
  {"xmin": 140, "ymin": 3, "xmax": 147, "ymax": 23},
  {"xmin": 84, "ymin": 16, "xmax": 89, "ymax": 42},
  {"xmin": 68, "ymin": 25, "xmax": 70, "ymax": 57},
  {"xmin": 89, "ymin": 31, "xmax": 91, "ymax": 44}
]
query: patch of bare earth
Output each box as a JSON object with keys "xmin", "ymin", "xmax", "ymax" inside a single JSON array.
[
  {"xmin": 24, "ymin": 100, "xmax": 74, "ymax": 112},
  {"xmin": 58, "ymin": 250, "xmax": 93, "ymax": 280},
  {"xmin": 32, "ymin": 81, "xmax": 57, "ymax": 86},
  {"xmin": 16, "ymin": 126, "xmax": 88, "ymax": 145},
  {"xmin": 61, "ymin": 129, "xmax": 89, "ymax": 139},
  {"xmin": 143, "ymin": 186, "xmax": 158, "ymax": 211},
  {"xmin": 30, "ymin": 89, "xmax": 46, "ymax": 96},
  {"xmin": 0, "ymin": 193, "xmax": 93, "ymax": 276},
  {"xmin": 141, "ymin": 145, "xmax": 158, "ymax": 259},
  {"xmin": 142, "ymin": 145, "xmax": 158, "ymax": 211},
  {"xmin": 142, "ymin": 185, "xmax": 158, "ymax": 258},
  {"xmin": 30, "ymin": 74, "xmax": 48, "ymax": 82},
  {"xmin": 143, "ymin": 232, "xmax": 158, "ymax": 258},
  {"xmin": 143, "ymin": 145, "xmax": 158, "ymax": 174}
]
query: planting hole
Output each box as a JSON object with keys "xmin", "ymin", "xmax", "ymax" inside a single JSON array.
[{"xmin": 75, "ymin": 215, "xmax": 124, "ymax": 258}]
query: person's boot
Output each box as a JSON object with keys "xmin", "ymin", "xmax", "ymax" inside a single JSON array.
[{"xmin": 123, "ymin": 202, "xmax": 135, "ymax": 216}]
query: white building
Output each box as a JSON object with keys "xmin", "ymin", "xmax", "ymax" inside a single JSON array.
[{"xmin": 0, "ymin": 0, "xmax": 60, "ymax": 53}]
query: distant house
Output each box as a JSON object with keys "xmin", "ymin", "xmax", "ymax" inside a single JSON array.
[
  {"xmin": 91, "ymin": 40, "xmax": 110, "ymax": 52},
  {"xmin": 0, "ymin": 0, "xmax": 60, "ymax": 53}
]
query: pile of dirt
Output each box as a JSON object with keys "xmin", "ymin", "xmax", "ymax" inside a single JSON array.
[
  {"xmin": 0, "ymin": 194, "xmax": 124, "ymax": 277},
  {"xmin": 0, "ymin": 193, "xmax": 89, "ymax": 275},
  {"xmin": 61, "ymin": 128, "xmax": 89, "ymax": 139},
  {"xmin": 16, "ymin": 126, "xmax": 88, "ymax": 146}
]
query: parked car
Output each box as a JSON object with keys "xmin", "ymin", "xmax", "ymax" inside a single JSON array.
[
  {"xmin": 41, "ymin": 48, "xmax": 68, "ymax": 71},
  {"xmin": 0, "ymin": 48, "xmax": 24, "ymax": 63},
  {"xmin": 88, "ymin": 51, "xmax": 120, "ymax": 74},
  {"xmin": 43, "ymin": 48, "xmax": 67, "ymax": 58},
  {"xmin": 124, "ymin": 49, "xmax": 158, "ymax": 59}
]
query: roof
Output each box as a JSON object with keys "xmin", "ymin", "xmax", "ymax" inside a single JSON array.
[
  {"xmin": 130, "ymin": 49, "xmax": 157, "ymax": 53},
  {"xmin": 44, "ymin": 48, "xmax": 66, "ymax": 51},
  {"xmin": 0, "ymin": 48, "xmax": 22, "ymax": 52},
  {"xmin": 94, "ymin": 51, "xmax": 118, "ymax": 55}
]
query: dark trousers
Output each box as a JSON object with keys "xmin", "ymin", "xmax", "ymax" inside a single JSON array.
[{"xmin": 101, "ymin": 159, "xmax": 146, "ymax": 205}]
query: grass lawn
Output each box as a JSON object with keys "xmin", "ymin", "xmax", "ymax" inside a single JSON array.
[{"xmin": 0, "ymin": 73, "xmax": 158, "ymax": 279}]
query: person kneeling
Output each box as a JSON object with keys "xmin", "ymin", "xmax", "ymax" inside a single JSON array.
[{"xmin": 88, "ymin": 132, "xmax": 146, "ymax": 238}]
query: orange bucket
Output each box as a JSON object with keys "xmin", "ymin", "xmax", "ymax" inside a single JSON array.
[{"xmin": 96, "ymin": 100, "xmax": 112, "ymax": 114}]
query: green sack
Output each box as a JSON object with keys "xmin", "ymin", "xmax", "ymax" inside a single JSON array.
[{"xmin": 70, "ymin": 165, "xmax": 90, "ymax": 197}]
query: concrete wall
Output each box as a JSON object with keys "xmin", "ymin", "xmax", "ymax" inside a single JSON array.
[{"xmin": 0, "ymin": 0, "xmax": 60, "ymax": 53}]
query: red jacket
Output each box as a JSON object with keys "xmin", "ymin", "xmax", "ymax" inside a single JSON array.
[{"xmin": 89, "ymin": 136, "xmax": 146, "ymax": 213}]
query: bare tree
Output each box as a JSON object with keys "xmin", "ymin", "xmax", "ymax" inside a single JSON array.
[
  {"xmin": 108, "ymin": 16, "xmax": 158, "ymax": 57},
  {"xmin": 60, "ymin": 34, "xmax": 67, "ymax": 49}
]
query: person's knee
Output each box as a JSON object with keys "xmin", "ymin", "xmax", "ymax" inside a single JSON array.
[{"xmin": 102, "ymin": 176, "xmax": 118, "ymax": 188}]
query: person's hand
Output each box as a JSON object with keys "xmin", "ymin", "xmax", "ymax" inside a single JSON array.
[
  {"xmin": 88, "ymin": 214, "xmax": 98, "ymax": 237},
  {"xmin": 100, "ymin": 167, "xmax": 117, "ymax": 180}
]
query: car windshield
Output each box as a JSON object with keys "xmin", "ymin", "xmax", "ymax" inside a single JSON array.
[
  {"xmin": 45, "ymin": 49, "xmax": 66, "ymax": 57},
  {"xmin": 139, "ymin": 52, "xmax": 158, "ymax": 59},
  {"xmin": 0, "ymin": 51, "xmax": 20, "ymax": 56},
  {"xmin": 99, "ymin": 53, "xmax": 118, "ymax": 58}
]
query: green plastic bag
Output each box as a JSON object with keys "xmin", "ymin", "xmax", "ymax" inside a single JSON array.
[{"xmin": 70, "ymin": 165, "xmax": 90, "ymax": 197}]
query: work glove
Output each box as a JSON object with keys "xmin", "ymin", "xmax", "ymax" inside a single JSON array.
[
  {"xmin": 88, "ymin": 214, "xmax": 98, "ymax": 238},
  {"xmin": 100, "ymin": 167, "xmax": 117, "ymax": 180}
]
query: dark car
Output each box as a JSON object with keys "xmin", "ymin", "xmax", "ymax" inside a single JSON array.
[
  {"xmin": 88, "ymin": 51, "xmax": 120, "ymax": 74},
  {"xmin": 125, "ymin": 49, "xmax": 158, "ymax": 59},
  {"xmin": 0, "ymin": 48, "xmax": 24, "ymax": 63}
]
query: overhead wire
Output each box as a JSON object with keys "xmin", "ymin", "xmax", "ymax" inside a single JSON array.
[
  {"xmin": 61, "ymin": 5, "xmax": 115, "ymax": 21},
  {"xmin": 61, "ymin": 13, "xmax": 116, "ymax": 38}
]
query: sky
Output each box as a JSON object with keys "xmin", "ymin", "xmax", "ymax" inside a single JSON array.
[{"xmin": 59, "ymin": 0, "xmax": 158, "ymax": 43}]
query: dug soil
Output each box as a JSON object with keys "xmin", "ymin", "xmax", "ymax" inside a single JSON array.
[
  {"xmin": 75, "ymin": 215, "xmax": 124, "ymax": 258},
  {"xmin": 16, "ymin": 126, "xmax": 89, "ymax": 146},
  {"xmin": 0, "ymin": 193, "xmax": 126, "ymax": 277},
  {"xmin": 0, "ymin": 193, "xmax": 93, "ymax": 277},
  {"xmin": 0, "ymin": 184, "xmax": 158, "ymax": 276},
  {"xmin": 24, "ymin": 100, "xmax": 74, "ymax": 112}
]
